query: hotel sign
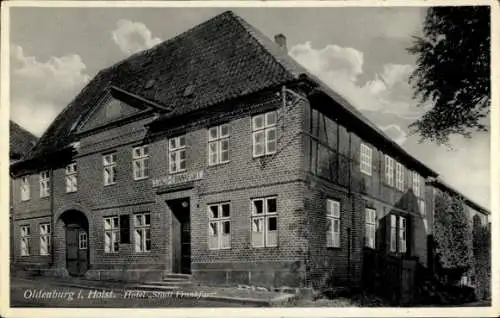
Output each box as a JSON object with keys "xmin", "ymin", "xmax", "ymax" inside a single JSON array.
[{"xmin": 152, "ymin": 170, "xmax": 204, "ymax": 188}]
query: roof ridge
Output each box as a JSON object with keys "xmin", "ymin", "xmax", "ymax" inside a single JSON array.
[
  {"xmin": 110, "ymin": 10, "xmax": 236, "ymax": 72},
  {"xmin": 228, "ymin": 12, "xmax": 300, "ymax": 80}
]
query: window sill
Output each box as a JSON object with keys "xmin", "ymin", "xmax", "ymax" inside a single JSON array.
[
  {"xmin": 252, "ymin": 152, "xmax": 276, "ymax": 159},
  {"xmin": 104, "ymin": 183, "xmax": 117, "ymax": 187},
  {"xmin": 66, "ymin": 191, "xmax": 78, "ymax": 194},
  {"xmin": 208, "ymin": 247, "xmax": 232, "ymax": 251},
  {"xmin": 326, "ymin": 246, "xmax": 341, "ymax": 250},
  {"xmin": 168, "ymin": 169, "xmax": 187, "ymax": 175},
  {"xmin": 133, "ymin": 176, "xmax": 150, "ymax": 182},
  {"xmin": 207, "ymin": 161, "xmax": 231, "ymax": 168}
]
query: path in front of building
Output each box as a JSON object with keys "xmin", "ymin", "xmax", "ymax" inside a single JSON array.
[{"xmin": 9, "ymin": 277, "xmax": 255, "ymax": 307}]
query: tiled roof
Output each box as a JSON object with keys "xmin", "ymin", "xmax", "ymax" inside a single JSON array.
[
  {"xmin": 9, "ymin": 121, "xmax": 37, "ymax": 161},
  {"xmin": 22, "ymin": 10, "xmax": 437, "ymax": 178},
  {"xmin": 26, "ymin": 11, "xmax": 297, "ymax": 160}
]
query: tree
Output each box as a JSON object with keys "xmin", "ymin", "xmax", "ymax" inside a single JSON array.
[
  {"xmin": 433, "ymin": 193, "xmax": 473, "ymax": 281},
  {"xmin": 407, "ymin": 6, "xmax": 490, "ymax": 144},
  {"xmin": 472, "ymin": 221, "xmax": 491, "ymax": 300}
]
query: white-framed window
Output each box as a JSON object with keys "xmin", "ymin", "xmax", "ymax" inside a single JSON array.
[
  {"xmin": 79, "ymin": 231, "xmax": 88, "ymax": 250},
  {"xmin": 208, "ymin": 124, "xmax": 230, "ymax": 165},
  {"xmin": 326, "ymin": 199, "xmax": 341, "ymax": 248},
  {"xmin": 399, "ymin": 216, "xmax": 407, "ymax": 253},
  {"xmin": 390, "ymin": 215, "xmax": 397, "ymax": 252},
  {"xmin": 65, "ymin": 163, "xmax": 78, "ymax": 193},
  {"xmin": 39, "ymin": 223, "xmax": 51, "ymax": 255},
  {"xmin": 20, "ymin": 225, "xmax": 30, "ymax": 256},
  {"xmin": 395, "ymin": 162, "xmax": 405, "ymax": 191},
  {"xmin": 132, "ymin": 145, "xmax": 150, "ymax": 180},
  {"xmin": 104, "ymin": 216, "xmax": 119, "ymax": 253},
  {"xmin": 360, "ymin": 143, "xmax": 372, "ymax": 176},
  {"xmin": 103, "ymin": 153, "xmax": 117, "ymax": 186},
  {"xmin": 365, "ymin": 208, "xmax": 376, "ymax": 249},
  {"xmin": 252, "ymin": 111, "xmax": 277, "ymax": 157},
  {"xmin": 390, "ymin": 214, "xmax": 407, "ymax": 253},
  {"xmin": 208, "ymin": 203, "xmax": 231, "ymax": 250},
  {"xmin": 419, "ymin": 200, "xmax": 426, "ymax": 217},
  {"xmin": 384, "ymin": 155, "xmax": 394, "ymax": 186},
  {"xmin": 20, "ymin": 176, "xmax": 30, "ymax": 201},
  {"xmin": 169, "ymin": 135, "xmax": 187, "ymax": 173},
  {"xmin": 134, "ymin": 213, "xmax": 151, "ymax": 252},
  {"xmin": 39, "ymin": 171, "xmax": 50, "ymax": 198},
  {"xmin": 412, "ymin": 171, "xmax": 421, "ymax": 197},
  {"xmin": 251, "ymin": 197, "xmax": 278, "ymax": 247}
]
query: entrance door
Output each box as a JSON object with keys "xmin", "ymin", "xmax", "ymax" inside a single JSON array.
[
  {"xmin": 66, "ymin": 225, "xmax": 89, "ymax": 276},
  {"xmin": 180, "ymin": 216, "xmax": 191, "ymax": 274},
  {"xmin": 169, "ymin": 199, "xmax": 191, "ymax": 274}
]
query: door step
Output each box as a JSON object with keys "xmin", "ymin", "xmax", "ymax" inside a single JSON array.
[
  {"xmin": 163, "ymin": 273, "xmax": 192, "ymax": 280},
  {"xmin": 134, "ymin": 284, "xmax": 181, "ymax": 291},
  {"xmin": 144, "ymin": 280, "xmax": 192, "ymax": 286}
]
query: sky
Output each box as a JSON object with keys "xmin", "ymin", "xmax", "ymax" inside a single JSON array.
[{"xmin": 9, "ymin": 6, "xmax": 491, "ymax": 209}]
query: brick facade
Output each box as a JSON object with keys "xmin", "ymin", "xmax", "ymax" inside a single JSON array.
[{"xmin": 10, "ymin": 11, "xmax": 489, "ymax": 291}]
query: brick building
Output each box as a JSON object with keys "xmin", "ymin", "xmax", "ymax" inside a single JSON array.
[
  {"xmin": 10, "ymin": 11, "xmax": 490, "ymax": 292},
  {"xmin": 9, "ymin": 121, "xmax": 38, "ymax": 264}
]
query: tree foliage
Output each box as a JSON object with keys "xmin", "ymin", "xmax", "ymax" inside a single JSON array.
[
  {"xmin": 472, "ymin": 221, "xmax": 491, "ymax": 300},
  {"xmin": 407, "ymin": 6, "xmax": 490, "ymax": 144},
  {"xmin": 433, "ymin": 193, "xmax": 473, "ymax": 274}
]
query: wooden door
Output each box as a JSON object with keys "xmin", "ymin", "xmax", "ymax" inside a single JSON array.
[
  {"xmin": 66, "ymin": 225, "xmax": 88, "ymax": 276},
  {"xmin": 180, "ymin": 219, "xmax": 191, "ymax": 274}
]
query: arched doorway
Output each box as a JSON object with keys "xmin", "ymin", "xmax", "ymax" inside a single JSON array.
[{"xmin": 58, "ymin": 210, "xmax": 89, "ymax": 276}]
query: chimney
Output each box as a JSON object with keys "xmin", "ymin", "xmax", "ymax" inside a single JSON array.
[{"xmin": 274, "ymin": 34, "xmax": 287, "ymax": 52}]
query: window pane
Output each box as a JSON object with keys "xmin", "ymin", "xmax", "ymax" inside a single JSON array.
[
  {"xmin": 253, "ymin": 130, "xmax": 265, "ymax": 156},
  {"xmin": 209, "ymin": 222, "xmax": 218, "ymax": 236},
  {"xmin": 267, "ymin": 198, "xmax": 277, "ymax": 213},
  {"xmin": 253, "ymin": 200, "xmax": 264, "ymax": 214},
  {"xmin": 179, "ymin": 136, "xmax": 186, "ymax": 147},
  {"xmin": 253, "ymin": 115, "xmax": 264, "ymax": 130},
  {"xmin": 220, "ymin": 124, "xmax": 229, "ymax": 137},
  {"xmin": 268, "ymin": 217, "xmax": 277, "ymax": 231},
  {"xmin": 209, "ymin": 127, "xmax": 218, "ymax": 140},
  {"xmin": 179, "ymin": 159, "xmax": 186, "ymax": 171},
  {"xmin": 223, "ymin": 221, "xmax": 230, "ymax": 234},
  {"xmin": 209, "ymin": 142, "xmax": 218, "ymax": 164},
  {"xmin": 222, "ymin": 204, "xmax": 230, "ymax": 217},
  {"xmin": 209, "ymin": 205, "xmax": 218, "ymax": 219},
  {"xmin": 266, "ymin": 128, "xmax": 277, "ymax": 153},
  {"xmin": 220, "ymin": 143, "xmax": 229, "ymax": 162},
  {"xmin": 267, "ymin": 229, "xmax": 278, "ymax": 247},
  {"xmin": 220, "ymin": 139, "xmax": 229, "ymax": 152},
  {"xmin": 266, "ymin": 112, "xmax": 277, "ymax": 126},
  {"xmin": 252, "ymin": 218, "xmax": 262, "ymax": 232},
  {"xmin": 135, "ymin": 230, "xmax": 142, "ymax": 252}
]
